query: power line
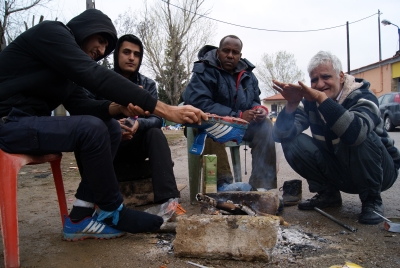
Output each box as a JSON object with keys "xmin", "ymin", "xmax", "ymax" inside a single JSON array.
[{"xmin": 162, "ymin": 0, "xmax": 378, "ymax": 33}]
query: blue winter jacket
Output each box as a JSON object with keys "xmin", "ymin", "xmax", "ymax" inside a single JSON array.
[{"xmin": 183, "ymin": 45, "xmax": 261, "ymax": 117}]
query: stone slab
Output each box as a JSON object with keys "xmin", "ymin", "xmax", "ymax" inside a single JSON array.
[{"xmin": 174, "ymin": 214, "xmax": 280, "ymax": 262}]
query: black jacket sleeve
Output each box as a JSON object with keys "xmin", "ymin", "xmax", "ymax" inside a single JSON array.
[
  {"xmin": 137, "ymin": 76, "xmax": 162, "ymax": 131},
  {"xmin": 63, "ymin": 84, "xmax": 113, "ymax": 120},
  {"xmin": 25, "ymin": 22, "xmax": 157, "ymax": 112}
]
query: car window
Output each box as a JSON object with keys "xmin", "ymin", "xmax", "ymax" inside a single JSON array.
[
  {"xmin": 378, "ymin": 95, "xmax": 384, "ymax": 105},
  {"xmin": 380, "ymin": 94, "xmax": 394, "ymax": 105}
]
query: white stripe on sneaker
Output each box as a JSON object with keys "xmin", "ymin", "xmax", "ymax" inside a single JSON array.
[
  {"xmin": 205, "ymin": 123, "xmax": 221, "ymax": 132},
  {"xmin": 82, "ymin": 220, "xmax": 95, "ymax": 232},
  {"xmin": 82, "ymin": 220, "xmax": 106, "ymax": 233},
  {"xmin": 88, "ymin": 221, "xmax": 106, "ymax": 233},
  {"xmin": 207, "ymin": 124, "xmax": 229, "ymax": 136},
  {"xmin": 214, "ymin": 126, "xmax": 233, "ymax": 139}
]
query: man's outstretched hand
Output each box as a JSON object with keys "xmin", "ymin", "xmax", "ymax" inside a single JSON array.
[
  {"xmin": 272, "ymin": 80, "xmax": 328, "ymax": 111},
  {"xmin": 272, "ymin": 80, "xmax": 303, "ymax": 113},
  {"xmin": 154, "ymin": 101, "xmax": 208, "ymax": 125},
  {"xmin": 298, "ymin": 81, "xmax": 327, "ymax": 104},
  {"xmin": 126, "ymin": 104, "xmax": 151, "ymax": 117}
]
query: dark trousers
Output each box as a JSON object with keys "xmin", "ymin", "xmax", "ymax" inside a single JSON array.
[
  {"xmin": 113, "ymin": 128, "xmax": 179, "ymax": 203},
  {"xmin": 282, "ymin": 132, "xmax": 398, "ymax": 202},
  {"xmin": 0, "ymin": 108, "xmax": 123, "ymax": 211},
  {"xmin": 243, "ymin": 118, "xmax": 277, "ymax": 189}
]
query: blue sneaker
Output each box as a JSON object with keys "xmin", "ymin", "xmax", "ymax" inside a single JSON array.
[
  {"xmin": 63, "ymin": 214, "xmax": 125, "ymax": 241},
  {"xmin": 186, "ymin": 114, "xmax": 249, "ymax": 155}
]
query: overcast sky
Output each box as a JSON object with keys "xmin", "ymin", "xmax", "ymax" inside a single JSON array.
[{"xmin": 39, "ymin": 0, "xmax": 399, "ymax": 97}]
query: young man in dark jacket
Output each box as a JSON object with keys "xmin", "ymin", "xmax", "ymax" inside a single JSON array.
[
  {"xmin": 183, "ymin": 35, "xmax": 277, "ymax": 191},
  {"xmin": 0, "ymin": 9, "xmax": 206, "ymax": 240},
  {"xmin": 89, "ymin": 34, "xmax": 180, "ymax": 203},
  {"xmin": 272, "ymin": 51, "xmax": 400, "ymax": 224}
]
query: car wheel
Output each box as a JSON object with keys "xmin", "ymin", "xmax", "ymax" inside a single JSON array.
[{"xmin": 384, "ymin": 116, "xmax": 394, "ymax": 132}]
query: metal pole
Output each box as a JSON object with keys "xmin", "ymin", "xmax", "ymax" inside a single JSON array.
[
  {"xmin": 398, "ymin": 27, "xmax": 400, "ymax": 52},
  {"xmin": 314, "ymin": 207, "xmax": 357, "ymax": 232},
  {"xmin": 86, "ymin": 0, "xmax": 95, "ymax": 9},
  {"xmin": 346, "ymin": 21, "xmax": 350, "ymax": 74},
  {"xmin": 378, "ymin": 10, "xmax": 382, "ymax": 61}
]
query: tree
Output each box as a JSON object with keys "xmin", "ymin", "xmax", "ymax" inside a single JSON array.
[
  {"xmin": 113, "ymin": 8, "xmax": 137, "ymax": 37},
  {"xmin": 155, "ymin": 36, "xmax": 188, "ymax": 105},
  {"xmin": 256, "ymin": 51, "xmax": 305, "ymax": 96},
  {"xmin": 116, "ymin": 0, "xmax": 215, "ymax": 106},
  {"xmin": 99, "ymin": 55, "xmax": 113, "ymax": 69},
  {"xmin": 1, "ymin": 0, "xmax": 51, "ymax": 52}
]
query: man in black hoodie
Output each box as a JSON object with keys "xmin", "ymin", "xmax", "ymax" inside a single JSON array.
[
  {"xmin": 105, "ymin": 34, "xmax": 180, "ymax": 204},
  {"xmin": 0, "ymin": 9, "xmax": 206, "ymax": 240}
]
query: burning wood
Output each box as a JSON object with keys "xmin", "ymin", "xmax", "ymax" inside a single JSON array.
[
  {"xmin": 196, "ymin": 193, "xmax": 289, "ymax": 226},
  {"xmin": 196, "ymin": 193, "xmax": 245, "ymax": 215}
]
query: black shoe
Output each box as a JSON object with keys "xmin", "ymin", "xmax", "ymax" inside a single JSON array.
[
  {"xmin": 298, "ymin": 188, "xmax": 342, "ymax": 210},
  {"xmin": 279, "ymin": 179, "xmax": 302, "ymax": 206},
  {"xmin": 359, "ymin": 196, "xmax": 384, "ymax": 225}
]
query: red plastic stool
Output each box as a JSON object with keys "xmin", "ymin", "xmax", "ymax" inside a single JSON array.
[{"xmin": 0, "ymin": 149, "xmax": 67, "ymax": 268}]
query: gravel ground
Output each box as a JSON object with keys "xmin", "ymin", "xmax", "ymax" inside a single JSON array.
[{"xmin": 1, "ymin": 129, "xmax": 399, "ymax": 267}]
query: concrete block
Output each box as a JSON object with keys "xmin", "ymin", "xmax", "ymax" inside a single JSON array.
[{"xmin": 174, "ymin": 215, "xmax": 280, "ymax": 262}]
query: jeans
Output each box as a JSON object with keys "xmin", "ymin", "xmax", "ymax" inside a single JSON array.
[{"xmin": 0, "ymin": 108, "xmax": 123, "ymax": 211}]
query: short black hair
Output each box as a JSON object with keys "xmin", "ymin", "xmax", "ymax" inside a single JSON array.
[
  {"xmin": 219, "ymin": 35, "xmax": 243, "ymax": 50},
  {"xmin": 117, "ymin": 34, "xmax": 143, "ymax": 54}
]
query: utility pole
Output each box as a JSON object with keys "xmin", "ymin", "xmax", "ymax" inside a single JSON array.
[
  {"xmin": 86, "ymin": 0, "xmax": 95, "ymax": 9},
  {"xmin": 346, "ymin": 21, "xmax": 350, "ymax": 74},
  {"xmin": 378, "ymin": 10, "xmax": 382, "ymax": 61}
]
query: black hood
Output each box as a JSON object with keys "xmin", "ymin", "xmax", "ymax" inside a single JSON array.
[
  {"xmin": 113, "ymin": 34, "xmax": 144, "ymax": 82},
  {"xmin": 67, "ymin": 9, "xmax": 117, "ymax": 61},
  {"xmin": 197, "ymin": 45, "xmax": 252, "ymax": 73}
]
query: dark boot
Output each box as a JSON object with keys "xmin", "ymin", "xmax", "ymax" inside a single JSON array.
[
  {"xmin": 298, "ymin": 188, "xmax": 342, "ymax": 210},
  {"xmin": 359, "ymin": 195, "xmax": 384, "ymax": 225},
  {"xmin": 279, "ymin": 179, "xmax": 302, "ymax": 206}
]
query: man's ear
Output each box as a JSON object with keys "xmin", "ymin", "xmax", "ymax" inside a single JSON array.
[{"xmin": 339, "ymin": 71, "xmax": 345, "ymax": 83}]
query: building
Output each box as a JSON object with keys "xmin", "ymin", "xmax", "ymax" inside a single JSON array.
[
  {"xmin": 261, "ymin": 52, "xmax": 400, "ymax": 112},
  {"xmin": 262, "ymin": 93, "xmax": 287, "ymax": 114},
  {"xmin": 350, "ymin": 51, "xmax": 400, "ymax": 97}
]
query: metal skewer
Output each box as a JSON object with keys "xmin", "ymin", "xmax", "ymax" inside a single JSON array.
[
  {"xmin": 373, "ymin": 210, "xmax": 392, "ymax": 222},
  {"xmin": 314, "ymin": 207, "xmax": 357, "ymax": 232},
  {"xmin": 187, "ymin": 261, "xmax": 212, "ymax": 268}
]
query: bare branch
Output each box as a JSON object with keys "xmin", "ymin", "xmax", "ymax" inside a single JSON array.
[
  {"xmin": 5, "ymin": 0, "xmax": 41, "ymax": 16},
  {"xmin": 117, "ymin": 0, "xmax": 215, "ymax": 105},
  {"xmin": 255, "ymin": 51, "xmax": 305, "ymax": 96},
  {"xmin": 1, "ymin": 0, "xmax": 53, "ymax": 52}
]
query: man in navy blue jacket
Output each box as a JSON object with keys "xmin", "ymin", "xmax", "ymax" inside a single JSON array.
[{"xmin": 183, "ymin": 35, "xmax": 277, "ymax": 191}]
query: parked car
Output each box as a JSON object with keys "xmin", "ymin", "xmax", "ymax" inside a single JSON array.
[
  {"xmin": 377, "ymin": 92, "xmax": 400, "ymax": 131},
  {"xmin": 269, "ymin": 111, "xmax": 277, "ymax": 123}
]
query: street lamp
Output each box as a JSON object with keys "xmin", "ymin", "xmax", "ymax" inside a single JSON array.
[{"xmin": 382, "ymin": 19, "xmax": 400, "ymax": 51}]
